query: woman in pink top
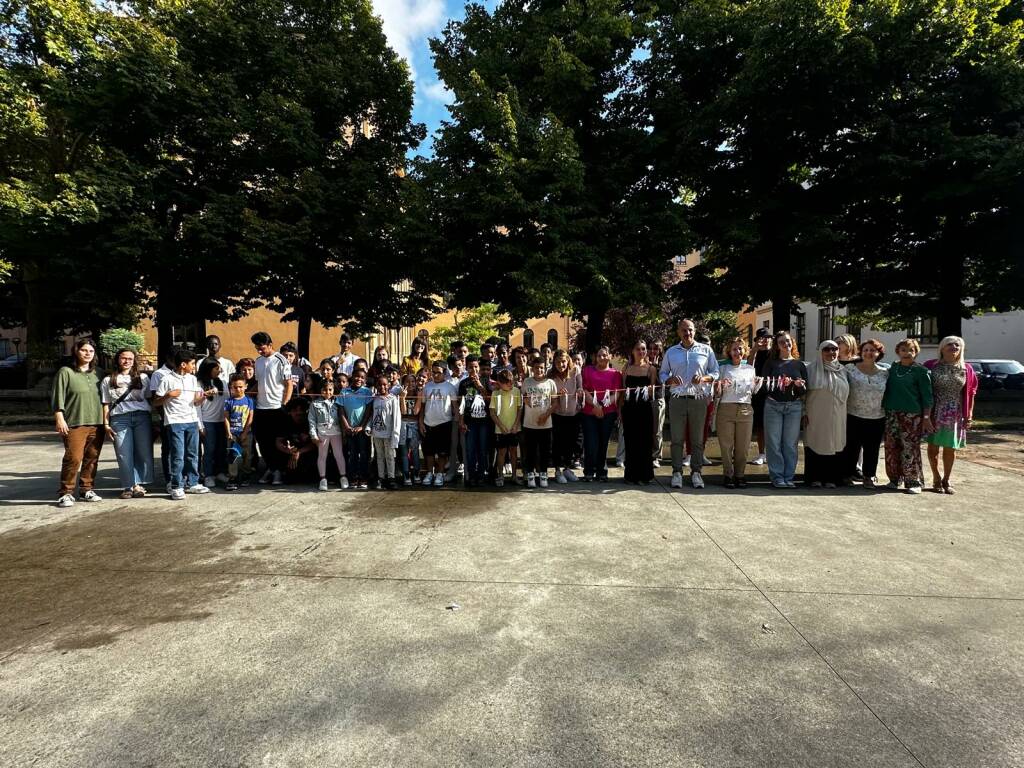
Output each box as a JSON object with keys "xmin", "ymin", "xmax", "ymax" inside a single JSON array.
[{"xmin": 581, "ymin": 346, "xmax": 623, "ymax": 481}]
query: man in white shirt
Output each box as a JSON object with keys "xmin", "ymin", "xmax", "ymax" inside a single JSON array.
[
  {"xmin": 153, "ymin": 349, "xmax": 210, "ymax": 499},
  {"xmin": 149, "ymin": 350, "xmax": 176, "ymax": 485},
  {"xmin": 198, "ymin": 335, "xmax": 235, "ymax": 387},
  {"xmin": 659, "ymin": 319, "xmax": 720, "ymax": 489},
  {"xmin": 331, "ymin": 333, "xmax": 358, "ymax": 376},
  {"xmin": 251, "ymin": 331, "xmax": 294, "ymax": 485}
]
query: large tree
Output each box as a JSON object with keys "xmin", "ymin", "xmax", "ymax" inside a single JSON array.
[
  {"xmin": 418, "ymin": 0, "xmax": 690, "ymax": 351},
  {"xmin": 647, "ymin": 0, "xmax": 1024, "ymax": 335},
  {"xmin": 0, "ymin": 0, "xmax": 177, "ymax": 378},
  {"xmin": 241, "ymin": 0, "xmax": 433, "ymax": 358}
]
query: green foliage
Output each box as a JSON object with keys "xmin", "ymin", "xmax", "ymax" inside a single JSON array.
[
  {"xmin": 429, "ymin": 304, "xmax": 506, "ymax": 358},
  {"xmin": 99, "ymin": 328, "xmax": 144, "ymax": 357},
  {"xmin": 418, "ymin": 0, "xmax": 691, "ymax": 347},
  {"xmin": 696, "ymin": 311, "xmax": 741, "ymax": 358}
]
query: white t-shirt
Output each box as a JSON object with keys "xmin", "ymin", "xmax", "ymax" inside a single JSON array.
[
  {"xmin": 422, "ymin": 380, "xmax": 458, "ymax": 427},
  {"xmin": 255, "ymin": 352, "xmax": 291, "ymax": 409},
  {"xmin": 149, "ymin": 365, "xmax": 172, "ymax": 394},
  {"xmin": 719, "ymin": 363, "xmax": 760, "ymax": 404},
  {"xmin": 198, "ymin": 385, "xmax": 226, "ymax": 423},
  {"xmin": 332, "ymin": 351, "xmax": 358, "ymax": 377},
  {"xmin": 156, "ymin": 372, "xmax": 200, "ymax": 425},
  {"xmin": 522, "ymin": 377, "xmax": 559, "ymax": 430},
  {"xmin": 101, "ymin": 373, "xmax": 151, "ymax": 416}
]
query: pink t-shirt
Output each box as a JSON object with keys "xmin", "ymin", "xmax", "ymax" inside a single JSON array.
[{"xmin": 581, "ymin": 365, "xmax": 623, "ymax": 416}]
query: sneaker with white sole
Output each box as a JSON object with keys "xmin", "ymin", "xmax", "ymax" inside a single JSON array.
[
  {"xmin": 170, "ymin": 488, "xmax": 186, "ymax": 500},
  {"xmin": 216, "ymin": 473, "xmax": 230, "ymax": 484},
  {"xmin": 555, "ymin": 471, "xmax": 568, "ymax": 485},
  {"xmin": 403, "ymin": 478, "xmax": 413, "ymax": 486},
  {"xmin": 433, "ymin": 474, "xmax": 444, "ymax": 487},
  {"xmin": 670, "ymin": 472, "xmax": 683, "ymax": 489},
  {"xmin": 186, "ymin": 484, "xmax": 210, "ymax": 494},
  {"xmin": 652, "ymin": 458, "xmax": 661, "ymax": 468},
  {"xmin": 906, "ymin": 482, "xmax": 923, "ymax": 494},
  {"xmin": 562, "ymin": 468, "xmax": 578, "ymax": 482},
  {"xmin": 259, "ymin": 469, "xmax": 273, "ymax": 484},
  {"xmin": 340, "ymin": 477, "xmax": 350, "ymax": 489},
  {"xmin": 504, "ymin": 463, "xmax": 513, "ymax": 477},
  {"xmin": 682, "ymin": 455, "xmax": 691, "ymax": 467},
  {"xmin": 80, "ymin": 490, "xmax": 103, "ymax": 502},
  {"xmin": 691, "ymin": 472, "xmax": 705, "ymax": 489},
  {"xmin": 204, "ymin": 479, "xmax": 217, "ymax": 490},
  {"xmin": 318, "ymin": 478, "xmax": 328, "ymax": 491},
  {"xmin": 495, "ymin": 476, "xmax": 505, "ymax": 488},
  {"xmin": 538, "ymin": 475, "xmax": 549, "ymax": 488},
  {"xmin": 702, "ymin": 456, "xmax": 712, "ymax": 466},
  {"xmin": 424, "ymin": 471, "xmax": 435, "ymax": 487},
  {"xmin": 57, "ymin": 494, "xmax": 75, "ymax": 508},
  {"xmin": 271, "ymin": 470, "xmax": 283, "ymax": 486},
  {"xmin": 749, "ymin": 453, "xmax": 767, "ymax": 466},
  {"xmin": 526, "ymin": 473, "xmax": 536, "ymax": 489}
]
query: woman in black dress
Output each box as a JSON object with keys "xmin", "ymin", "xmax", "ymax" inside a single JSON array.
[{"xmin": 621, "ymin": 341, "xmax": 657, "ymax": 484}]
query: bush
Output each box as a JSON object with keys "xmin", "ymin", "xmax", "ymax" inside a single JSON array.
[{"xmin": 99, "ymin": 328, "xmax": 144, "ymax": 357}]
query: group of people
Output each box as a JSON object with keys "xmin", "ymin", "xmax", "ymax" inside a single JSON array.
[{"xmin": 50, "ymin": 320, "xmax": 978, "ymax": 506}]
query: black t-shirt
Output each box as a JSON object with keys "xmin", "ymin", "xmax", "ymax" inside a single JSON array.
[
  {"xmin": 763, "ymin": 358, "xmax": 809, "ymax": 402},
  {"xmin": 458, "ymin": 377, "xmax": 491, "ymax": 424}
]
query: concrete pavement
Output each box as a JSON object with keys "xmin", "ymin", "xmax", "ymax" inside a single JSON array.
[{"xmin": 1, "ymin": 430, "xmax": 1021, "ymax": 767}]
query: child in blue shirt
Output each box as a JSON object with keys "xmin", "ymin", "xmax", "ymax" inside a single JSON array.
[
  {"xmin": 222, "ymin": 374, "xmax": 254, "ymax": 491},
  {"xmin": 339, "ymin": 369, "xmax": 373, "ymax": 489}
]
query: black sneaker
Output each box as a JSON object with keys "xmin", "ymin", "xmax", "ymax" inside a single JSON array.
[
  {"xmin": 735, "ymin": 478, "xmax": 747, "ymax": 489},
  {"xmin": 723, "ymin": 476, "xmax": 736, "ymax": 489}
]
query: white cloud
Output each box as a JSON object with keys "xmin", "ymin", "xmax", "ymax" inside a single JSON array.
[
  {"xmin": 371, "ymin": 0, "xmax": 447, "ymax": 80},
  {"xmin": 420, "ymin": 80, "xmax": 455, "ymax": 105}
]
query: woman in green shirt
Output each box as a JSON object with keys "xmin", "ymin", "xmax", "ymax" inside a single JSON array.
[
  {"xmin": 51, "ymin": 339, "xmax": 106, "ymax": 508},
  {"xmin": 881, "ymin": 339, "xmax": 933, "ymax": 494}
]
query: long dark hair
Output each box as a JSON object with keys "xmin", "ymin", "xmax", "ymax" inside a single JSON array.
[
  {"xmin": 197, "ymin": 358, "xmax": 223, "ymax": 392},
  {"xmin": 107, "ymin": 348, "xmax": 140, "ymax": 388},
  {"xmin": 72, "ymin": 339, "xmax": 97, "ymax": 372},
  {"xmin": 410, "ymin": 336, "xmax": 429, "ymax": 367}
]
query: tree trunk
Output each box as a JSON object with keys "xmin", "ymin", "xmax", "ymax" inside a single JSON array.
[
  {"xmin": 23, "ymin": 262, "xmax": 56, "ymax": 389},
  {"xmin": 936, "ymin": 257, "xmax": 963, "ymax": 340},
  {"xmin": 297, "ymin": 314, "xmax": 312, "ymax": 361},
  {"xmin": 156, "ymin": 292, "xmax": 174, "ymax": 366},
  {"xmin": 584, "ymin": 306, "xmax": 607, "ymax": 353},
  {"xmin": 772, "ymin": 293, "xmax": 793, "ymax": 332}
]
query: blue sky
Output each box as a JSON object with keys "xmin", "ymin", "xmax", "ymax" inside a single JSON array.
[{"xmin": 371, "ymin": 0, "xmax": 496, "ymax": 157}]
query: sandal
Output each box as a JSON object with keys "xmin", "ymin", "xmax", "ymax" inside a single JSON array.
[
  {"xmin": 131, "ymin": 485, "xmax": 147, "ymax": 498},
  {"xmin": 931, "ymin": 477, "xmax": 944, "ymax": 493},
  {"xmin": 942, "ymin": 479, "xmax": 955, "ymax": 495},
  {"xmin": 119, "ymin": 489, "xmax": 134, "ymax": 500}
]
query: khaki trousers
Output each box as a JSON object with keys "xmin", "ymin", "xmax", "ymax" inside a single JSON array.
[
  {"xmin": 669, "ymin": 396, "xmax": 708, "ymax": 472},
  {"xmin": 59, "ymin": 425, "xmax": 105, "ymax": 497},
  {"xmin": 716, "ymin": 402, "xmax": 753, "ymax": 479}
]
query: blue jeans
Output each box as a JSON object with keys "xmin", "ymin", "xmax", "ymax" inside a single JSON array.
[
  {"xmin": 201, "ymin": 421, "xmax": 227, "ymax": 480},
  {"xmin": 167, "ymin": 422, "xmax": 200, "ymax": 490},
  {"xmin": 110, "ymin": 411, "xmax": 154, "ymax": 489},
  {"xmin": 400, "ymin": 421, "xmax": 420, "ymax": 479},
  {"xmin": 347, "ymin": 431, "xmax": 370, "ymax": 480},
  {"xmin": 464, "ymin": 420, "xmax": 490, "ymax": 481},
  {"xmin": 582, "ymin": 413, "xmax": 616, "ymax": 478},
  {"xmin": 764, "ymin": 399, "xmax": 802, "ymax": 484}
]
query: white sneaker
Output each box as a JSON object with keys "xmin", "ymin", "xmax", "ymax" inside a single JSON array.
[
  {"xmin": 749, "ymin": 453, "xmax": 767, "ymax": 466},
  {"xmin": 906, "ymin": 482, "xmax": 923, "ymax": 494},
  {"xmin": 215, "ymin": 473, "xmax": 230, "ymax": 484},
  {"xmin": 670, "ymin": 472, "xmax": 683, "ymax": 488},
  {"xmin": 259, "ymin": 469, "xmax": 273, "ymax": 484},
  {"xmin": 652, "ymin": 458, "xmax": 661, "ymax": 468},
  {"xmin": 80, "ymin": 490, "xmax": 102, "ymax": 502},
  {"xmin": 682, "ymin": 455, "xmax": 691, "ymax": 468},
  {"xmin": 57, "ymin": 494, "xmax": 75, "ymax": 508},
  {"xmin": 340, "ymin": 477, "xmax": 350, "ymax": 489},
  {"xmin": 170, "ymin": 488, "xmax": 186, "ymax": 500},
  {"xmin": 556, "ymin": 471, "xmax": 568, "ymax": 485},
  {"xmin": 424, "ymin": 471, "xmax": 435, "ymax": 486},
  {"xmin": 526, "ymin": 473, "xmax": 536, "ymax": 489},
  {"xmin": 186, "ymin": 484, "xmax": 211, "ymax": 494},
  {"xmin": 318, "ymin": 479, "xmax": 328, "ymax": 492},
  {"xmin": 538, "ymin": 475, "xmax": 549, "ymax": 488},
  {"xmin": 271, "ymin": 470, "xmax": 283, "ymax": 486},
  {"xmin": 403, "ymin": 478, "xmax": 413, "ymax": 486},
  {"xmin": 433, "ymin": 474, "xmax": 444, "ymax": 487},
  {"xmin": 503, "ymin": 463, "xmax": 512, "ymax": 477},
  {"xmin": 204, "ymin": 479, "xmax": 217, "ymax": 489},
  {"xmin": 691, "ymin": 472, "xmax": 705, "ymax": 489},
  {"xmin": 457, "ymin": 463, "xmax": 465, "ymax": 474},
  {"xmin": 562, "ymin": 468, "xmax": 578, "ymax": 482},
  {"xmin": 702, "ymin": 456, "xmax": 713, "ymax": 466}
]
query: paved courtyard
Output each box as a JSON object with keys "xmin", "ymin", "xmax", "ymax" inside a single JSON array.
[{"xmin": 1, "ymin": 430, "xmax": 1022, "ymax": 767}]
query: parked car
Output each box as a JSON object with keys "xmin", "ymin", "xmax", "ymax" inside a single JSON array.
[
  {"xmin": 968, "ymin": 359, "xmax": 1024, "ymax": 391},
  {"xmin": 0, "ymin": 353, "xmax": 28, "ymax": 388}
]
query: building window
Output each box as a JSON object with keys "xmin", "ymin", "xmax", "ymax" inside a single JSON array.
[
  {"xmin": 817, "ymin": 306, "xmax": 833, "ymax": 346},
  {"xmin": 908, "ymin": 317, "xmax": 941, "ymax": 345},
  {"xmin": 674, "ymin": 254, "xmax": 687, "ymax": 266},
  {"xmin": 172, "ymin": 322, "xmax": 204, "ymax": 350},
  {"xmin": 793, "ymin": 311, "xmax": 806, "ymax": 355},
  {"xmin": 523, "ymin": 329, "xmax": 535, "ymax": 349},
  {"xmin": 546, "ymin": 329, "xmax": 558, "ymax": 348}
]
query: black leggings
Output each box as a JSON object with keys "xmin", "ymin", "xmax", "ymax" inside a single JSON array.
[
  {"xmin": 522, "ymin": 428, "xmax": 552, "ymax": 474},
  {"xmin": 551, "ymin": 413, "xmax": 580, "ymax": 468},
  {"xmin": 842, "ymin": 414, "xmax": 884, "ymax": 479}
]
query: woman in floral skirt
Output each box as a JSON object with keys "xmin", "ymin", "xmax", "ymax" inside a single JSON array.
[{"xmin": 924, "ymin": 336, "xmax": 979, "ymax": 494}]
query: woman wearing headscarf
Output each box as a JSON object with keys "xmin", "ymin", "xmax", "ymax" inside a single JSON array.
[
  {"xmin": 802, "ymin": 340, "xmax": 850, "ymax": 488},
  {"xmin": 923, "ymin": 336, "xmax": 978, "ymax": 494}
]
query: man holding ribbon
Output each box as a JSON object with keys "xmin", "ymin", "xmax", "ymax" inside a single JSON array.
[{"xmin": 660, "ymin": 319, "xmax": 720, "ymax": 489}]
